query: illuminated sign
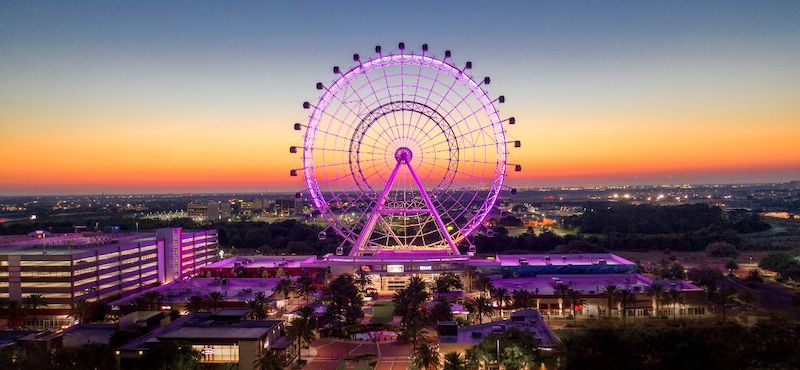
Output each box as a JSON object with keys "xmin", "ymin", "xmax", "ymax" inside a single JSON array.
[
  {"xmin": 419, "ymin": 265, "xmax": 432, "ymax": 271},
  {"xmin": 201, "ymin": 347, "xmax": 215, "ymax": 355},
  {"xmin": 387, "ymin": 265, "xmax": 404, "ymax": 273}
]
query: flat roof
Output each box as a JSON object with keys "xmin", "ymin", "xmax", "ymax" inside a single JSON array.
[
  {"xmin": 110, "ymin": 278, "xmax": 282, "ymax": 306},
  {"xmin": 493, "ymin": 253, "xmax": 635, "ymax": 266},
  {"xmin": 490, "ymin": 274, "xmax": 701, "ymax": 295},
  {"xmin": 204, "ymin": 255, "xmax": 317, "ymax": 269},
  {"xmin": 0, "ymin": 233, "xmax": 156, "ymax": 256}
]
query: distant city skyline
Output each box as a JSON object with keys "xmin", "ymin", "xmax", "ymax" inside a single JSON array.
[{"xmin": 1, "ymin": 1, "xmax": 799, "ymax": 195}]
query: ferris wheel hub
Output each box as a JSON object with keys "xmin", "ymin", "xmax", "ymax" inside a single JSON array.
[{"xmin": 394, "ymin": 147, "xmax": 413, "ymax": 163}]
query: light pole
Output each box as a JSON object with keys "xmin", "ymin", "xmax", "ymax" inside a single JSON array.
[{"xmin": 496, "ymin": 338, "xmax": 501, "ymax": 370}]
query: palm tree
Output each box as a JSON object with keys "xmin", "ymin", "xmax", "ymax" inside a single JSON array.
[
  {"xmin": 69, "ymin": 299, "xmax": 93, "ymax": 324},
  {"xmin": 567, "ymin": 288, "xmax": 583, "ymax": 320},
  {"xmin": 142, "ymin": 291, "xmax": 164, "ymax": 310},
  {"xmin": 464, "ymin": 266, "xmax": 479, "ymax": 293},
  {"xmin": 286, "ymin": 314, "xmax": 315, "ymax": 365},
  {"xmin": 601, "ymin": 284, "xmax": 618, "ymax": 319},
  {"xmin": 474, "ymin": 274, "xmax": 493, "ymax": 298},
  {"xmin": 355, "ymin": 269, "xmax": 372, "ymax": 293},
  {"xmin": 275, "ymin": 278, "xmax": 294, "ymax": 301},
  {"xmin": 1, "ymin": 300, "xmax": 25, "ymax": 327},
  {"xmin": 646, "ymin": 283, "xmax": 665, "ymax": 317},
  {"xmin": 206, "ymin": 291, "xmax": 226, "ymax": 312},
  {"xmin": 253, "ymin": 349, "xmax": 285, "ymax": 370},
  {"xmin": 490, "ymin": 287, "xmax": 511, "ymax": 318},
  {"xmin": 247, "ymin": 291, "xmax": 269, "ymax": 319},
  {"xmin": 411, "ymin": 343, "xmax": 441, "ymax": 370},
  {"xmin": 443, "ymin": 352, "xmax": 467, "ymax": 370},
  {"xmin": 295, "ymin": 272, "xmax": 317, "ymax": 303},
  {"xmin": 23, "ymin": 293, "xmax": 47, "ymax": 327},
  {"xmin": 186, "ymin": 295, "xmax": 207, "ymax": 313},
  {"xmin": 400, "ymin": 316, "xmax": 428, "ymax": 349},
  {"xmin": 512, "ymin": 289, "xmax": 534, "ymax": 310},
  {"xmin": 553, "ymin": 284, "xmax": 570, "ymax": 317},
  {"xmin": 468, "ymin": 296, "xmax": 495, "ymax": 324},
  {"xmin": 616, "ymin": 289, "xmax": 635, "ymax": 324},
  {"xmin": 662, "ymin": 288, "xmax": 684, "ymax": 321}
]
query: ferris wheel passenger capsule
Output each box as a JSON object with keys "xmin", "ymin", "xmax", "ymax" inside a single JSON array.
[
  {"xmin": 486, "ymin": 228, "xmax": 496, "ymax": 238},
  {"xmin": 318, "ymin": 231, "xmax": 327, "ymax": 241},
  {"xmin": 335, "ymin": 246, "xmax": 344, "ymax": 256},
  {"xmin": 468, "ymin": 244, "xmax": 477, "ymax": 256}
]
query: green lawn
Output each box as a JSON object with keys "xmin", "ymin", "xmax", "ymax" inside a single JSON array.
[{"xmin": 370, "ymin": 301, "xmax": 395, "ymax": 324}]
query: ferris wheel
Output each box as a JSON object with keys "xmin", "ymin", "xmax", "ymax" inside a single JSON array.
[{"xmin": 291, "ymin": 43, "xmax": 520, "ymax": 256}]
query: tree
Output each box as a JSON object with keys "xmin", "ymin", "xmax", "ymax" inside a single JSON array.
[
  {"xmin": 662, "ymin": 288, "xmax": 685, "ymax": 321},
  {"xmin": 68, "ymin": 299, "xmax": 93, "ymax": 324},
  {"xmin": 22, "ymin": 293, "xmax": 47, "ymax": 327},
  {"xmin": 321, "ymin": 274, "xmax": 363, "ymax": 332},
  {"xmin": 141, "ymin": 291, "xmax": 164, "ymax": 310},
  {"xmin": 443, "ymin": 352, "xmax": 467, "ymax": 370},
  {"xmin": 473, "ymin": 274, "xmax": 493, "ymax": 297},
  {"xmin": 717, "ymin": 280, "xmax": 736, "ymax": 322},
  {"xmin": 275, "ymin": 278, "xmax": 295, "ymax": 301},
  {"xmin": 0, "ymin": 300, "xmax": 25, "ymax": 327},
  {"xmin": 616, "ymin": 289, "xmax": 635, "ymax": 324},
  {"xmin": 554, "ymin": 284, "xmax": 570, "ymax": 317},
  {"xmin": 355, "ymin": 269, "xmax": 373, "ymax": 293},
  {"xmin": 296, "ymin": 272, "xmax": 317, "ymax": 303},
  {"xmin": 206, "ymin": 291, "xmax": 226, "ymax": 312},
  {"xmin": 394, "ymin": 276, "xmax": 431, "ymax": 327},
  {"xmin": 512, "ymin": 289, "xmax": 534, "ymax": 310},
  {"xmin": 646, "ymin": 284, "xmax": 665, "ymax": 317},
  {"xmin": 411, "ymin": 343, "xmax": 441, "ymax": 370},
  {"xmin": 465, "ymin": 328, "xmax": 540, "ymax": 370},
  {"xmin": 602, "ymin": 285, "xmax": 618, "ymax": 319},
  {"xmin": 725, "ymin": 260, "xmax": 739, "ymax": 272},
  {"xmin": 400, "ymin": 315, "xmax": 428, "ymax": 349},
  {"xmin": 286, "ymin": 314, "xmax": 315, "ymax": 365},
  {"xmin": 428, "ymin": 299, "xmax": 454, "ymax": 323},
  {"xmin": 464, "ymin": 266, "xmax": 479, "ymax": 293},
  {"xmin": 253, "ymin": 349, "xmax": 285, "ymax": 370},
  {"xmin": 433, "ymin": 272, "xmax": 463, "ymax": 294},
  {"xmin": 186, "ymin": 295, "xmax": 207, "ymax": 313},
  {"xmin": 246, "ymin": 292, "xmax": 270, "ymax": 320},
  {"xmin": 140, "ymin": 341, "xmax": 201, "ymax": 370},
  {"xmin": 567, "ymin": 288, "xmax": 583, "ymax": 320},
  {"xmin": 490, "ymin": 287, "xmax": 511, "ymax": 318},
  {"xmin": 706, "ymin": 241, "xmax": 739, "ymax": 258},
  {"xmin": 467, "ymin": 296, "xmax": 495, "ymax": 324}
]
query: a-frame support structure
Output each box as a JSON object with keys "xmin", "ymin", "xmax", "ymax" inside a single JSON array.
[{"xmin": 349, "ymin": 147, "xmax": 460, "ymax": 256}]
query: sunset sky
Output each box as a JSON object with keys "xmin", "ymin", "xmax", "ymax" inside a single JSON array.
[{"xmin": 1, "ymin": 1, "xmax": 799, "ymax": 195}]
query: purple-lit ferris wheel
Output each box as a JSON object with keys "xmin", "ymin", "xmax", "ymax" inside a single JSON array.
[{"xmin": 292, "ymin": 43, "xmax": 519, "ymax": 256}]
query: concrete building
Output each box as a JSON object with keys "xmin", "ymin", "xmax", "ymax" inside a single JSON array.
[
  {"xmin": 120, "ymin": 310, "xmax": 293, "ymax": 370},
  {"xmin": 0, "ymin": 228, "xmax": 219, "ymax": 329},
  {"xmin": 187, "ymin": 201, "xmax": 232, "ymax": 221}
]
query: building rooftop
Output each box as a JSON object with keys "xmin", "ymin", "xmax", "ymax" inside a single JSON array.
[
  {"xmin": 490, "ymin": 274, "xmax": 701, "ymax": 295},
  {"xmin": 453, "ymin": 309, "xmax": 558, "ymax": 348},
  {"xmin": 110, "ymin": 278, "xmax": 282, "ymax": 307},
  {"xmin": 0, "ymin": 232, "xmax": 156, "ymax": 255}
]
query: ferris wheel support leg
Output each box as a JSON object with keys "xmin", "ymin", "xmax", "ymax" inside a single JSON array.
[
  {"xmin": 405, "ymin": 162, "xmax": 461, "ymax": 256},
  {"xmin": 349, "ymin": 161, "xmax": 404, "ymax": 256}
]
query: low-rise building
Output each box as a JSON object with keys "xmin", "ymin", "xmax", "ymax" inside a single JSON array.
[{"xmin": 120, "ymin": 310, "xmax": 293, "ymax": 370}]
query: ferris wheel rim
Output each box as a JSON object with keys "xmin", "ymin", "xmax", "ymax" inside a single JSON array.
[{"xmin": 302, "ymin": 51, "xmax": 507, "ymax": 247}]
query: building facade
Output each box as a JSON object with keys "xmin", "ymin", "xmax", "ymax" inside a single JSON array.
[{"xmin": 0, "ymin": 228, "xmax": 219, "ymax": 329}]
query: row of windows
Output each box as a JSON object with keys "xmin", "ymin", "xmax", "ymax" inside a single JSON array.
[{"xmin": 20, "ymin": 260, "xmax": 71, "ymax": 267}]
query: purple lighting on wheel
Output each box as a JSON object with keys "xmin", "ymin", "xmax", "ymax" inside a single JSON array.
[{"xmin": 299, "ymin": 48, "xmax": 509, "ymax": 255}]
